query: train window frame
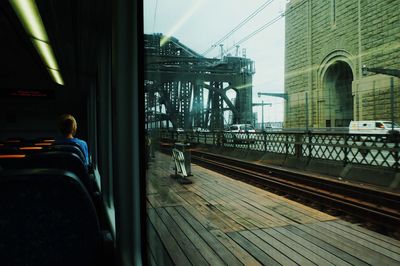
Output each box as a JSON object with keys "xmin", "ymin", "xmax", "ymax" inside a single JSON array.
[{"xmin": 111, "ymin": 0, "xmax": 146, "ymax": 264}]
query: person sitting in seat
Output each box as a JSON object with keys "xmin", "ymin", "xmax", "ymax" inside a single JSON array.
[{"xmin": 57, "ymin": 114, "xmax": 89, "ymax": 166}]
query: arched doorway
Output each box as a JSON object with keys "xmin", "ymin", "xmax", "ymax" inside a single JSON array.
[{"xmin": 323, "ymin": 61, "xmax": 354, "ymax": 127}]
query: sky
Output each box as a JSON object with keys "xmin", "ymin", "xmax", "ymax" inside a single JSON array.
[{"xmin": 144, "ymin": 0, "xmax": 288, "ymax": 123}]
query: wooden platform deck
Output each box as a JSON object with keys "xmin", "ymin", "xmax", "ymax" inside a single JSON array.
[{"xmin": 147, "ymin": 152, "xmax": 400, "ymax": 265}]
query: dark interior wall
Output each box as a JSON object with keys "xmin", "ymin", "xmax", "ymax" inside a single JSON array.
[
  {"xmin": 0, "ymin": 0, "xmax": 97, "ymax": 142},
  {"xmin": 54, "ymin": 87, "xmax": 90, "ymax": 141},
  {"xmin": 0, "ymin": 91, "xmax": 88, "ymax": 140}
]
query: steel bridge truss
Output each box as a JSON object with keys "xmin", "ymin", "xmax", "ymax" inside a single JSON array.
[{"xmin": 145, "ymin": 34, "xmax": 255, "ymax": 130}]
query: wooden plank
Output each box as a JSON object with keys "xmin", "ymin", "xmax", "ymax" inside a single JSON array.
[
  {"xmin": 261, "ymin": 227, "xmax": 335, "ymax": 265},
  {"xmin": 176, "ymin": 190, "xmax": 209, "ymax": 206},
  {"xmin": 285, "ymin": 225, "xmax": 369, "ymax": 266},
  {"xmin": 301, "ymin": 223, "xmax": 400, "ymax": 265},
  {"xmin": 196, "ymin": 163, "xmax": 335, "ymax": 220},
  {"xmin": 209, "ymin": 229, "xmax": 262, "ymax": 266},
  {"xmin": 164, "ymin": 206, "xmax": 226, "ymax": 266},
  {"xmin": 155, "ymin": 207, "xmax": 209, "ymax": 265},
  {"xmin": 167, "ymin": 203, "xmax": 260, "ymax": 265},
  {"xmin": 187, "ymin": 183, "xmax": 270, "ymax": 229},
  {"xmin": 273, "ymin": 226, "xmax": 352, "ymax": 266},
  {"xmin": 228, "ymin": 231, "xmax": 279, "ymax": 266},
  {"xmin": 146, "ymin": 166, "xmax": 186, "ymax": 208},
  {"xmin": 147, "ymin": 248, "xmax": 157, "ymax": 266},
  {"xmin": 335, "ymin": 220, "xmax": 400, "ymax": 248},
  {"xmin": 195, "ymin": 168, "xmax": 333, "ymax": 223},
  {"xmin": 147, "ymin": 208, "xmax": 191, "ymax": 265},
  {"xmin": 191, "ymin": 175, "xmax": 287, "ymax": 226},
  {"xmin": 175, "ymin": 205, "xmax": 243, "ymax": 265},
  {"xmin": 239, "ymin": 231, "xmax": 296, "ymax": 266},
  {"xmin": 168, "ymin": 204, "xmax": 260, "ymax": 265},
  {"xmin": 147, "ymin": 194, "xmax": 163, "ymax": 208},
  {"xmin": 147, "ymin": 160, "xmax": 187, "ymax": 194},
  {"xmin": 146, "ymin": 178, "xmax": 158, "ymax": 195},
  {"xmin": 177, "ymin": 191, "xmax": 239, "ymax": 232},
  {"xmin": 152, "ymin": 188, "xmax": 182, "ymax": 207},
  {"xmin": 150, "ymin": 154, "xmax": 398, "ymax": 265},
  {"xmin": 193, "ymin": 179, "xmax": 290, "ymax": 228},
  {"xmin": 251, "ymin": 229, "xmax": 316, "ymax": 265},
  {"xmin": 202, "ymin": 178, "xmax": 300, "ymax": 227},
  {"xmin": 153, "ymin": 154, "xmax": 330, "ymax": 228},
  {"xmin": 147, "ymin": 217, "xmax": 174, "ymax": 266},
  {"xmin": 315, "ymin": 221, "xmax": 400, "ymax": 262},
  {"xmin": 205, "ymin": 202, "xmax": 258, "ymax": 230}
]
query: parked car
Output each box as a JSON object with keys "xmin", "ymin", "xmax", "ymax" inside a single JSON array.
[
  {"xmin": 226, "ymin": 124, "xmax": 256, "ymax": 133},
  {"xmin": 224, "ymin": 124, "xmax": 256, "ymax": 143},
  {"xmin": 193, "ymin": 127, "xmax": 210, "ymax": 133}
]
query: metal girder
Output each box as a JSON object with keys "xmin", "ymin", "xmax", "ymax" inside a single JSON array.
[
  {"xmin": 201, "ymin": 83, "xmax": 239, "ymax": 117},
  {"xmin": 257, "ymin": 92, "xmax": 288, "ymax": 100},
  {"xmin": 145, "ymin": 71, "xmax": 241, "ymax": 83},
  {"xmin": 144, "ymin": 34, "xmax": 254, "ymax": 129},
  {"xmin": 362, "ymin": 66, "xmax": 400, "ymax": 78}
]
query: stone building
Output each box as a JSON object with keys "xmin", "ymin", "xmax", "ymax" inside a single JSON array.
[{"xmin": 285, "ymin": 0, "xmax": 400, "ymax": 128}]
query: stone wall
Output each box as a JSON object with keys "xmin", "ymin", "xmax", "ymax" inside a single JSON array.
[{"xmin": 285, "ymin": 0, "xmax": 400, "ymax": 128}]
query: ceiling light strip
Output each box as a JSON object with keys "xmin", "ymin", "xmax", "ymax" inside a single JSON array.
[
  {"xmin": 9, "ymin": 0, "xmax": 48, "ymax": 41},
  {"xmin": 48, "ymin": 69, "xmax": 64, "ymax": 85},
  {"xmin": 9, "ymin": 0, "xmax": 64, "ymax": 85},
  {"xmin": 32, "ymin": 39, "xmax": 59, "ymax": 70}
]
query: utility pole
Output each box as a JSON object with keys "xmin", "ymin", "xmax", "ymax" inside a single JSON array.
[
  {"xmin": 262, "ymin": 101, "xmax": 264, "ymax": 130},
  {"xmin": 305, "ymin": 91, "xmax": 309, "ymax": 131},
  {"xmin": 252, "ymin": 101, "xmax": 272, "ymax": 130},
  {"xmin": 391, "ymin": 77, "xmax": 394, "ymax": 131}
]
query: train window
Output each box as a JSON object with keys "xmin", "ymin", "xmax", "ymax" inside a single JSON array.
[
  {"xmin": 144, "ymin": 0, "xmax": 288, "ymax": 264},
  {"xmin": 143, "ymin": 0, "xmax": 400, "ymax": 265}
]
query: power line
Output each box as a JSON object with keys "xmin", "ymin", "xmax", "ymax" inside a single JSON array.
[
  {"xmin": 152, "ymin": 0, "xmax": 159, "ymax": 33},
  {"xmin": 220, "ymin": 0, "xmax": 309, "ymax": 57},
  {"xmin": 223, "ymin": 13, "xmax": 284, "ymax": 56},
  {"xmin": 202, "ymin": 0, "xmax": 275, "ymax": 56}
]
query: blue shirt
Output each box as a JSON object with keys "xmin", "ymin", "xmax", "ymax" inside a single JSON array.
[{"xmin": 57, "ymin": 137, "xmax": 89, "ymax": 166}]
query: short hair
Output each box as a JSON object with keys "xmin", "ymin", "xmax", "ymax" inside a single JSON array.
[{"xmin": 58, "ymin": 114, "xmax": 77, "ymax": 136}]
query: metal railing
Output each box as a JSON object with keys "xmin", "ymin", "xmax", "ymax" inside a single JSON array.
[{"xmin": 159, "ymin": 130, "xmax": 400, "ymax": 170}]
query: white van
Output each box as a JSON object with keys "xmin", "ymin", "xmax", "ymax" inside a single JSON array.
[{"xmin": 349, "ymin": 121, "xmax": 400, "ymax": 135}]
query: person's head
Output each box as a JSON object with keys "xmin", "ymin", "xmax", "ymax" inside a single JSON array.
[{"xmin": 58, "ymin": 114, "xmax": 77, "ymax": 137}]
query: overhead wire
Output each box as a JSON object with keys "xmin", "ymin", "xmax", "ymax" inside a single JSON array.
[
  {"xmin": 223, "ymin": 13, "xmax": 284, "ymax": 55},
  {"xmin": 152, "ymin": 0, "xmax": 159, "ymax": 33},
  {"xmin": 214, "ymin": 0, "xmax": 308, "ymax": 57},
  {"xmin": 202, "ymin": 0, "xmax": 275, "ymax": 56}
]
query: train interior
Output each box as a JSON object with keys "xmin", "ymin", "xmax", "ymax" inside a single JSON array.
[{"xmin": 0, "ymin": 0, "xmax": 143, "ymax": 265}]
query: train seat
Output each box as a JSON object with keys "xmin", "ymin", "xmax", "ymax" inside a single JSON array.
[
  {"xmin": 0, "ymin": 168, "xmax": 101, "ymax": 266},
  {"xmin": 0, "ymin": 146, "xmax": 21, "ymax": 155},
  {"xmin": 16, "ymin": 144, "xmax": 87, "ymax": 166},
  {"xmin": 48, "ymin": 144, "xmax": 87, "ymax": 165},
  {"xmin": 0, "ymin": 151, "xmax": 93, "ymax": 193},
  {"xmin": 28, "ymin": 151, "xmax": 92, "ymax": 191},
  {"xmin": 55, "ymin": 140, "xmax": 86, "ymax": 157}
]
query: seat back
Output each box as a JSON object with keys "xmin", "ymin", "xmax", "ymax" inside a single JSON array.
[
  {"xmin": 0, "ymin": 169, "xmax": 101, "ymax": 266},
  {"xmin": 48, "ymin": 144, "xmax": 86, "ymax": 164},
  {"xmin": 29, "ymin": 151, "xmax": 91, "ymax": 191},
  {"xmin": 55, "ymin": 140, "xmax": 86, "ymax": 157},
  {"xmin": 0, "ymin": 151, "xmax": 92, "ymax": 193}
]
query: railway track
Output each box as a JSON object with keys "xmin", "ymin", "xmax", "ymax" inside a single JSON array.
[{"xmin": 191, "ymin": 150, "xmax": 400, "ymax": 232}]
